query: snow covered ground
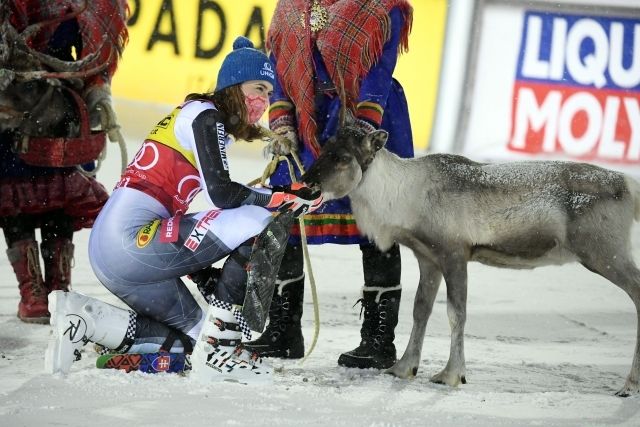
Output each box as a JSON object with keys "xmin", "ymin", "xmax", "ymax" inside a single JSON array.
[{"xmin": 1, "ymin": 135, "xmax": 639, "ymax": 427}]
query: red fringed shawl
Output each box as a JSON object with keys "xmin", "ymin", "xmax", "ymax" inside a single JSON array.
[
  {"xmin": 9, "ymin": 0, "xmax": 129, "ymax": 86},
  {"xmin": 268, "ymin": 0, "xmax": 413, "ymax": 157}
]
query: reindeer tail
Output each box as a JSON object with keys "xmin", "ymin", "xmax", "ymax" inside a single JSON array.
[{"xmin": 627, "ymin": 176, "xmax": 640, "ymax": 222}]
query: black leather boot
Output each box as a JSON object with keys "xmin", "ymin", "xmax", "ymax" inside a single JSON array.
[
  {"xmin": 244, "ymin": 276, "xmax": 305, "ymax": 358},
  {"xmin": 338, "ymin": 287, "xmax": 401, "ymax": 369}
]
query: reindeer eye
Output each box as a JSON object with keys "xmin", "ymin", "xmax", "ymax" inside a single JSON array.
[{"xmin": 340, "ymin": 155, "xmax": 351, "ymax": 163}]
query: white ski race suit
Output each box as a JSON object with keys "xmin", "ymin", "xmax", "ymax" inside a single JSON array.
[{"xmin": 88, "ymin": 100, "xmax": 274, "ymax": 352}]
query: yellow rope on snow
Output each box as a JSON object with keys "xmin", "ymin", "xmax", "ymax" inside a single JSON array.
[{"xmin": 250, "ymin": 151, "xmax": 320, "ymax": 363}]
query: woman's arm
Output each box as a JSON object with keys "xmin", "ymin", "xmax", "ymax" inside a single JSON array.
[{"xmin": 188, "ymin": 108, "xmax": 271, "ymax": 209}]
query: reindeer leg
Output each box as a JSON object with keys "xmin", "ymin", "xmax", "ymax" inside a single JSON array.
[
  {"xmin": 619, "ymin": 294, "xmax": 640, "ymax": 397},
  {"xmin": 430, "ymin": 253, "xmax": 468, "ymax": 387},
  {"xmin": 580, "ymin": 251, "xmax": 640, "ymax": 397},
  {"xmin": 387, "ymin": 254, "xmax": 442, "ymax": 379}
]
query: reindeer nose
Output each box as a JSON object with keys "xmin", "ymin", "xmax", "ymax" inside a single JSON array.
[
  {"xmin": 301, "ymin": 171, "xmax": 318, "ymax": 187},
  {"xmin": 308, "ymin": 183, "xmax": 321, "ymax": 193},
  {"xmin": 301, "ymin": 176, "xmax": 319, "ymax": 190}
]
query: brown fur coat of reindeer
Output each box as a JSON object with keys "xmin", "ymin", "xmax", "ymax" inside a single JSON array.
[{"xmin": 302, "ymin": 125, "xmax": 640, "ymax": 397}]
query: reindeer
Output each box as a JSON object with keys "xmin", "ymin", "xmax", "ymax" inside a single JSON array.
[
  {"xmin": 0, "ymin": 0, "xmax": 123, "ymax": 156},
  {"xmin": 302, "ymin": 125, "xmax": 640, "ymax": 397}
]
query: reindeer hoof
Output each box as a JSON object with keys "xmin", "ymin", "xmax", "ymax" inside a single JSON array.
[
  {"xmin": 615, "ymin": 379, "xmax": 639, "ymax": 397},
  {"xmin": 615, "ymin": 385, "xmax": 638, "ymax": 397},
  {"xmin": 385, "ymin": 362, "xmax": 416, "ymax": 379},
  {"xmin": 430, "ymin": 378, "xmax": 445, "ymax": 385},
  {"xmin": 430, "ymin": 370, "xmax": 465, "ymax": 387}
]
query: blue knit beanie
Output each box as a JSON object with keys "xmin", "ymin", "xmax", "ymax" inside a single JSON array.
[{"xmin": 215, "ymin": 36, "xmax": 275, "ymax": 92}]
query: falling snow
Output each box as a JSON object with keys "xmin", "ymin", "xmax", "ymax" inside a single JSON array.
[{"xmin": 0, "ymin": 139, "xmax": 638, "ymax": 427}]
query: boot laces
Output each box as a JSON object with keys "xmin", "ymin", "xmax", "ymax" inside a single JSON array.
[
  {"xmin": 353, "ymin": 298, "xmax": 365, "ymax": 319},
  {"xmin": 372, "ymin": 299, "xmax": 390, "ymax": 350},
  {"xmin": 269, "ymin": 307, "xmax": 283, "ymax": 335},
  {"xmin": 26, "ymin": 245, "xmax": 45, "ymax": 297},
  {"xmin": 269, "ymin": 291, "xmax": 290, "ymax": 335}
]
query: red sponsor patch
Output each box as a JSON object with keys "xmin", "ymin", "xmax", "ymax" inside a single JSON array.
[
  {"xmin": 184, "ymin": 210, "xmax": 220, "ymax": 252},
  {"xmin": 159, "ymin": 216, "xmax": 180, "ymax": 243},
  {"xmin": 509, "ymin": 82, "xmax": 640, "ymax": 163}
]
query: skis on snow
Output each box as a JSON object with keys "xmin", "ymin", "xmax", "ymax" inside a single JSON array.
[{"xmin": 96, "ymin": 352, "xmax": 190, "ymax": 374}]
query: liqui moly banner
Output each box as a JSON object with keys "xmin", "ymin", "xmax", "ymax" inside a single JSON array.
[
  {"xmin": 462, "ymin": 5, "xmax": 640, "ymax": 175},
  {"xmin": 510, "ymin": 11, "xmax": 639, "ymax": 164}
]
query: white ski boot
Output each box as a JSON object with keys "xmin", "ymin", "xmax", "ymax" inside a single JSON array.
[
  {"xmin": 191, "ymin": 301, "xmax": 272, "ymax": 384},
  {"xmin": 44, "ymin": 290, "xmax": 131, "ymax": 374}
]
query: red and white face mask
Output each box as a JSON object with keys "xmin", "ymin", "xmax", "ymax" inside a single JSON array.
[{"xmin": 244, "ymin": 94, "xmax": 269, "ymax": 124}]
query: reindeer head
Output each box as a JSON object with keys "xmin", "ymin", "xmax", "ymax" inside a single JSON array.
[
  {"xmin": 302, "ymin": 125, "xmax": 389, "ymax": 200},
  {"xmin": 0, "ymin": 0, "xmax": 104, "ymax": 137}
]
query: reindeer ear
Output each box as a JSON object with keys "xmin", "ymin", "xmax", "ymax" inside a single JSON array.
[{"xmin": 366, "ymin": 130, "xmax": 388, "ymax": 152}]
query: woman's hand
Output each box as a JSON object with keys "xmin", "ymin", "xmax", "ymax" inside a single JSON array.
[
  {"xmin": 266, "ymin": 183, "xmax": 323, "ymax": 217},
  {"xmin": 264, "ymin": 125, "xmax": 299, "ymax": 157}
]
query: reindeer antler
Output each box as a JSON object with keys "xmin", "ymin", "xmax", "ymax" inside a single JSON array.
[{"xmin": 336, "ymin": 70, "xmax": 347, "ymax": 128}]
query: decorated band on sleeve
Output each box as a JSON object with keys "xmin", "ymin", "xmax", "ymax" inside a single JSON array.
[
  {"xmin": 356, "ymin": 101, "xmax": 384, "ymax": 128},
  {"xmin": 269, "ymin": 100, "xmax": 296, "ymax": 129}
]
